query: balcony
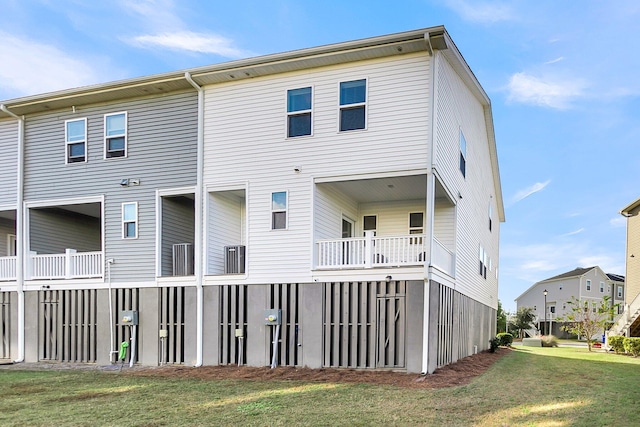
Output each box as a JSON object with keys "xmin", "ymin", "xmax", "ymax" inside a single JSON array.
[
  {"xmin": 317, "ymin": 232, "xmax": 455, "ymax": 276},
  {"xmin": 0, "ymin": 256, "xmax": 16, "ymax": 281},
  {"xmin": 28, "ymin": 249, "xmax": 103, "ymax": 280}
]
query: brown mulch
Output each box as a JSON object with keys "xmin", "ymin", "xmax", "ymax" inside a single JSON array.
[{"xmin": 128, "ymin": 348, "xmax": 510, "ymax": 389}]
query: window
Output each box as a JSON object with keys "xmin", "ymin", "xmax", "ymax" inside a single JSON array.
[
  {"xmin": 105, "ymin": 112, "xmax": 127, "ymax": 158},
  {"xmin": 618, "ymin": 285, "xmax": 623, "ymax": 298},
  {"xmin": 287, "ymin": 87, "xmax": 312, "ymax": 137},
  {"xmin": 599, "ymin": 282, "xmax": 604, "ymax": 293},
  {"xmin": 488, "ymin": 202, "xmax": 493, "ymax": 231},
  {"xmin": 363, "ymin": 215, "xmax": 377, "ymax": 236},
  {"xmin": 549, "ymin": 306, "xmax": 556, "ymax": 314},
  {"xmin": 459, "ymin": 130, "xmax": 467, "ymax": 177},
  {"xmin": 65, "ymin": 118, "xmax": 87, "ymax": 163},
  {"xmin": 339, "ymin": 79, "xmax": 366, "ymax": 131},
  {"xmin": 122, "ymin": 202, "xmax": 138, "ymax": 239},
  {"xmin": 7, "ymin": 234, "xmax": 16, "ymax": 256},
  {"xmin": 409, "ymin": 212, "xmax": 424, "ymax": 234},
  {"xmin": 586, "ymin": 280, "xmax": 591, "ymax": 291},
  {"xmin": 479, "ymin": 245, "xmax": 487, "ymax": 279},
  {"xmin": 271, "ymin": 192, "xmax": 287, "ymax": 230}
]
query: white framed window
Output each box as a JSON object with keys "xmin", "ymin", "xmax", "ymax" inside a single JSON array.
[
  {"xmin": 105, "ymin": 112, "xmax": 127, "ymax": 158},
  {"xmin": 488, "ymin": 202, "xmax": 493, "ymax": 231},
  {"xmin": 271, "ymin": 191, "xmax": 288, "ymax": 230},
  {"xmin": 287, "ymin": 87, "xmax": 312, "ymax": 137},
  {"xmin": 586, "ymin": 279, "xmax": 591, "ymax": 291},
  {"xmin": 7, "ymin": 234, "xmax": 16, "ymax": 256},
  {"xmin": 459, "ymin": 130, "xmax": 467, "ymax": 178},
  {"xmin": 618, "ymin": 285, "xmax": 623, "ymax": 298},
  {"xmin": 479, "ymin": 245, "xmax": 487, "ymax": 279},
  {"xmin": 409, "ymin": 212, "xmax": 424, "ymax": 234},
  {"xmin": 363, "ymin": 215, "xmax": 377, "ymax": 236},
  {"xmin": 599, "ymin": 281, "xmax": 604, "ymax": 293},
  {"xmin": 65, "ymin": 118, "xmax": 87, "ymax": 163},
  {"xmin": 339, "ymin": 79, "xmax": 366, "ymax": 131},
  {"xmin": 122, "ymin": 202, "xmax": 138, "ymax": 239}
]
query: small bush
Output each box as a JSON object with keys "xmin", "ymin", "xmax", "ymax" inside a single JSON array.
[
  {"xmin": 608, "ymin": 335, "xmax": 625, "ymax": 354},
  {"xmin": 496, "ymin": 332, "xmax": 513, "ymax": 347},
  {"xmin": 623, "ymin": 337, "xmax": 640, "ymax": 357},
  {"xmin": 541, "ymin": 335, "xmax": 558, "ymax": 347},
  {"xmin": 489, "ymin": 337, "xmax": 500, "ymax": 353}
]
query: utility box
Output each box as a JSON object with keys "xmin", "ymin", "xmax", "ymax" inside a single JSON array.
[
  {"xmin": 120, "ymin": 310, "xmax": 139, "ymax": 325},
  {"xmin": 263, "ymin": 309, "xmax": 282, "ymax": 325}
]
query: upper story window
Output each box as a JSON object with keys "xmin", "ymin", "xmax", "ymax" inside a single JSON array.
[
  {"xmin": 105, "ymin": 112, "xmax": 127, "ymax": 158},
  {"xmin": 459, "ymin": 130, "xmax": 467, "ymax": 178},
  {"xmin": 586, "ymin": 279, "xmax": 591, "ymax": 291},
  {"xmin": 271, "ymin": 191, "xmax": 288, "ymax": 230},
  {"xmin": 488, "ymin": 202, "xmax": 493, "ymax": 231},
  {"xmin": 65, "ymin": 118, "xmax": 87, "ymax": 163},
  {"xmin": 478, "ymin": 245, "xmax": 487, "ymax": 279},
  {"xmin": 599, "ymin": 282, "xmax": 604, "ymax": 293},
  {"xmin": 618, "ymin": 285, "xmax": 623, "ymax": 298},
  {"xmin": 122, "ymin": 202, "xmax": 138, "ymax": 239},
  {"xmin": 339, "ymin": 79, "xmax": 366, "ymax": 131},
  {"xmin": 7, "ymin": 234, "xmax": 16, "ymax": 256},
  {"xmin": 287, "ymin": 87, "xmax": 312, "ymax": 137},
  {"xmin": 409, "ymin": 212, "xmax": 424, "ymax": 234},
  {"xmin": 363, "ymin": 215, "xmax": 377, "ymax": 236}
]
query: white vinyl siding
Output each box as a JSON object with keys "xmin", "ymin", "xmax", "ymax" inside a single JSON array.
[
  {"xmin": 202, "ymin": 54, "xmax": 430, "ymax": 283},
  {"xmin": 207, "ymin": 190, "xmax": 245, "ymax": 275},
  {"xmin": 0, "ymin": 120, "xmax": 18, "ymax": 205}
]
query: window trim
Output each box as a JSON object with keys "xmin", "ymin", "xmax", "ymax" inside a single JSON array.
[
  {"xmin": 599, "ymin": 281, "xmax": 604, "ymax": 293},
  {"xmin": 618, "ymin": 285, "xmax": 623, "ymax": 298},
  {"xmin": 479, "ymin": 245, "xmax": 487, "ymax": 279},
  {"xmin": 586, "ymin": 279, "xmax": 591, "ymax": 291},
  {"xmin": 7, "ymin": 234, "xmax": 16, "ymax": 256},
  {"xmin": 362, "ymin": 214, "xmax": 377, "ymax": 236},
  {"xmin": 122, "ymin": 202, "xmax": 138, "ymax": 239},
  {"xmin": 459, "ymin": 129, "xmax": 467, "ymax": 178},
  {"xmin": 408, "ymin": 212, "xmax": 424, "ymax": 235},
  {"xmin": 339, "ymin": 78, "xmax": 367, "ymax": 132},
  {"xmin": 286, "ymin": 87, "xmax": 313, "ymax": 138},
  {"xmin": 104, "ymin": 111, "xmax": 128, "ymax": 159},
  {"xmin": 65, "ymin": 117, "xmax": 87, "ymax": 164},
  {"xmin": 271, "ymin": 191, "xmax": 288, "ymax": 230}
]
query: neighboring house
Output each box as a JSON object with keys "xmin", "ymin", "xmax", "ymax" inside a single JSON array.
[
  {"xmin": 0, "ymin": 26, "xmax": 504, "ymax": 374},
  {"xmin": 609, "ymin": 197, "xmax": 640, "ymax": 337},
  {"xmin": 515, "ymin": 267, "xmax": 625, "ymax": 338}
]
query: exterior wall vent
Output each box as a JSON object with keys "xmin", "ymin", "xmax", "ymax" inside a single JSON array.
[
  {"xmin": 172, "ymin": 243, "xmax": 194, "ymax": 276},
  {"xmin": 224, "ymin": 245, "xmax": 246, "ymax": 274}
]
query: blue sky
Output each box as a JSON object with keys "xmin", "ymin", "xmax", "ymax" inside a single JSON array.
[{"xmin": 1, "ymin": 0, "xmax": 638, "ymax": 312}]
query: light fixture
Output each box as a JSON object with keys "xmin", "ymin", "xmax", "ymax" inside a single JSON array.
[
  {"xmin": 385, "ymin": 275, "xmax": 392, "ymax": 283},
  {"xmin": 120, "ymin": 179, "xmax": 129, "ymax": 186}
]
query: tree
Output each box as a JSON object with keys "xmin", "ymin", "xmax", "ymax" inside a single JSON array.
[
  {"xmin": 558, "ymin": 296, "xmax": 617, "ymax": 351},
  {"xmin": 496, "ymin": 300, "xmax": 507, "ymax": 333},
  {"xmin": 510, "ymin": 307, "xmax": 536, "ymax": 339}
]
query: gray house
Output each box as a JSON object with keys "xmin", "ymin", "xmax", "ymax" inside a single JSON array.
[{"xmin": 1, "ymin": 26, "xmax": 504, "ymax": 374}]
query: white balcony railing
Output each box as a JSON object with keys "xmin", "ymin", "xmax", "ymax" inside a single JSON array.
[
  {"xmin": 0, "ymin": 256, "xmax": 17, "ymax": 281},
  {"xmin": 432, "ymin": 237, "xmax": 455, "ymax": 276},
  {"xmin": 29, "ymin": 249, "xmax": 103, "ymax": 280},
  {"xmin": 317, "ymin": 232, "xmax": 427, "ymax": 268}
]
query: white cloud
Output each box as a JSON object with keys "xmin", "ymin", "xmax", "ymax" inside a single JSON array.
[
  {"xmin": 610, "ymin": 216, "xmax": 626, "ymax": 228},
  {"xmin": 128, "ymin": 31, "xmax": 250, "ymax": 58},
  {"xmin": 443, "ymin": 0, "xmax": 514, "ymax": 23},
  {"xmin": 544, "ymin": 57, "xmax": 564, "ymax": 65},
  {"xmin": 507, "ymin": 72, "xmax": 587, "ymax": 109},
  {"xmin": 119, "ymin": 0, "xmax": 183, "ymax": 31},
  {"xmin": 510, "ymin": 180, "xmax": 551, "ymax": 205},
  {"xmin": 0, "ymin": 33, "xmax": 107, "ymax": 99},
  {"xmin": 562, "ymin": 228, "xmax": 585, "ymax": 237}
]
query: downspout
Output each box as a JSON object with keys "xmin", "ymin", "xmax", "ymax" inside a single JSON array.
[
  {"xmin": 421, "ymin": 34, "xmax": 437, "ymax": 375},
  {"xmin": 185, "ymin": 72, "xmax": 204, "ymax": 367},
  {"xmin": 1, "ymin": 104, "xmax": 25, "ymax": 363}
]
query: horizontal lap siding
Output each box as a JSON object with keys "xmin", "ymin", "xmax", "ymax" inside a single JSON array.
[
  {"xmin": 0, "ymin": 218, "xmax": 15, "ymax": 257},
  {"xmin": 433, "ymin": 52, "xmax": 499, "ymax": 308},
  {"xmin": 161, "ymin": 197, "xmax": 195, "ymax": 276},
  {"xmin": 314, "ymin": 185, "xmax": 358, "ymax": 241},
  {"xmin": 0, "ymin": 120, "xmax": 18, "ymax": 206},
  {"xmin": 23, "ymin": 91, "xmax": 198, "ymax": 282},
  {"xmin": 29, "ymin": 209, "xmax": 100, "ymax": 254},
  {"xmin": 359, "ymin": 200, "xmax": 427, "ymax": 236},
  {"xmin": 208, "ymin": 192, "xmax": 244, "ymax": 275},
  {"xmin": 203, "ymin": 54, "xmax": 431, "ymax": 282}
]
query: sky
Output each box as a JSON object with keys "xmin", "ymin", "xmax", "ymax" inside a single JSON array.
[{"xmin": 1, "ymin": 0, "xmax": 638, "ymax": 312}]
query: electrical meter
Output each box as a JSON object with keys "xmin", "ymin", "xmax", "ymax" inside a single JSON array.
[
  {"xmin": 120, "ymin": 310, "xmax": 139, "ymax": 325},
  {"xmin": 263, "ymin": 309, "xmax": 282, "ymax": 325}
]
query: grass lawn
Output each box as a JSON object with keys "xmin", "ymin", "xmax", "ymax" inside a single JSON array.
[{"xmin": 1, "ymin": 347, "xmax": 639, "ymax": 426}]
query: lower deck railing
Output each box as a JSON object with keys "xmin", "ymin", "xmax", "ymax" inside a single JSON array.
[
  {"xmin": 0, "ymin": 256, "xmax": 17, "ymax": 281},
  {"xmin": 29, "ymin": 249, "xmax": 103, "ymax": 280}
]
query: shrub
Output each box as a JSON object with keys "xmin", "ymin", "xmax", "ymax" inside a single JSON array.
[
  {"xmin": 489, "ymin": 337, "xmax": 500, "ymax": 353},
  {"xmin": 623, "ymin": 337, "xmax": 640, "ymax": 357},
  {"xmin": 608, "ymin": 335, "xmax": 625, "ymax": 354},
  {"xmin": 541, "ymin": 335, "xmax": 558, "ymax": 347},
  {"xmin": 496, "ymin": 332, "xmax": 513, "ymax": 347}
]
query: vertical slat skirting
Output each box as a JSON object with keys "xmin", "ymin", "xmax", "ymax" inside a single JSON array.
[{"xmin": 219, "ymin": 285, "xmax": 248, "ymax": 365}]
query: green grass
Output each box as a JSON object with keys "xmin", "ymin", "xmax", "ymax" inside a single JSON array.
[{"xmin": 1, "ymin": 347, "xmax": 639, "ymax": 426}]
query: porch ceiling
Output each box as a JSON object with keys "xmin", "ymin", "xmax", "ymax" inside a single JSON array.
[
  {"xmin": 34, "ymin": 203, "xmax": 101, "ymax": 219},
  {"xmin": 325, "ymin": 175, "xmax": 428, "ymax": 203}
]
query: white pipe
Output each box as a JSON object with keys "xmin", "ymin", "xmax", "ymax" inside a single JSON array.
[
  {"xmin": 1, "ymin": 104, "xmax": 25, "ymax": 364},
  {"xmin": 185, "ymin": 72, "xmax": 204, "ymax": 367},
  {"xmin": 129, "ymin": 325, "xmax": 137, "ymax": 368}
]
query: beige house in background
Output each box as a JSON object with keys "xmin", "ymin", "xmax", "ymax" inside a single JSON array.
[
  {"xmin": 609, "ymin": 197, "xmax": 640, "ymax": 337},
  {"xmin": 515, "ymin": 266, "xmax": 624, "ymax": 337}
]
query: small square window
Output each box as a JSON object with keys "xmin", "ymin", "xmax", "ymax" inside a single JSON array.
[
  {"xmin": 271, "ymin": 192, "xmax": 287, "ymax": 230},
  {"xmin": 363, "ymin": 215, "xmax": 377, "ymax": 236},
  {"xmin": 287, "ymin": 87, "xmax": 312, "ymax": 137},
  {"xmin": 409, "ymin": 212, "xmax": 424, "ymax": 234},
  {"xmin": 122, "ymin": 202, "xmax": 138, "ymax": 239},
  {"xmin": 65, "ymin": 118, "xmax": 87, "ymax": 163},
  {"xmin": 340, "ymin": 79, "xmax": 366, "ymax": 131},
  {"xmin": 105, "ymin": 112, "xmax": 127, "ymax": 158}
]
